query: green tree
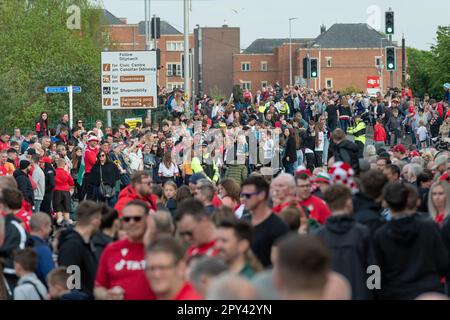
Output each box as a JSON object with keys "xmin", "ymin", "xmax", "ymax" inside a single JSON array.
[
  {"xmin": 407, "ymin": 25, "xmax": 450, "ymax": 99},
  {"xmin": 0, "ymin": 0, "xmax": 107, "ymax": 129}
]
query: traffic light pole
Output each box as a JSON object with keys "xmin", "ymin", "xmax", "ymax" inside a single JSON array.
[
  {"xmin": 389, "ymin": 35, "xmax": 393, "ymax": 89},
  {"xmin": 307, "ymin": 52, "xmax": 311, "ymax": 89}
]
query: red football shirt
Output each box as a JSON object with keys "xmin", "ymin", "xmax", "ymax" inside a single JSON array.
[
  {"xmin": 95, "ymin": 239, "xmax": 156, "ymax": 300},
  {"xmin": 299, "ymin": 195, "xmax": 331, "ymax": 225},
  {"xmin": 186, "ymin": 240, "xmax": 219, "ymax": 258},
  {"xmin": 172, "ymin": 282, "xmax": 202, "ymax": 300},
  {"xmin": 15, "ymin": 208, "xmax": 32, "ymax": 233}
]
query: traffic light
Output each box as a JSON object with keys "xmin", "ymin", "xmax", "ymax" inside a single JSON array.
[
  {"xmin": 385, "ymin": 46, "xmax": 396, "ymax": 71},
  {"xmin": 302, "ymin": 57, "xmax": 309, "ymax": 79},
  {"xmin": 385, "ymin": 11, "xmax": 394, "ymax": 35},
  {"xmin": 310, "ymin": 58, "xmax": 318, "ymax": 78}
]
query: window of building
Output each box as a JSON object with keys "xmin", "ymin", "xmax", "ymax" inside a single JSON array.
[
  {"xmin": 241, "ymin": 63, "xmax": 250, "ymax": 72},
  {"xmin": 261, "ymin": 81, "xmax": 268, "ymax": 88},
  {"xmin": 325, "ymin": 78, "xmax": 333, "ymax": 89},
  {"xmin": 375, "ymin": 56, "xmax": 382, "ymax": 67},
  {"xmin": 166, "ymin": 63, "xmax": 182, "ymax": 77},
  {"xmin": 326, "ymin": 57, "xmax": 332, "ymax": 67},
  {"xmin": 242, "ymin": 81, "xmax": 251, "ymax": 90},
  {"xmin": 166, "ymin": 41, "xmax": 184, "ymax": 51},
  {"xmin": 167, "ymin": 83, "xmax": 184, "ymax": 91},
  {"xmin": 261, "ymin": 61, "xmax": 268, "ymax": 71}
]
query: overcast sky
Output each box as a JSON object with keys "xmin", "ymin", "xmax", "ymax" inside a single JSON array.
[{"xmin": 101, "ymin": 0, "xmax": 448, "ymax": 51}]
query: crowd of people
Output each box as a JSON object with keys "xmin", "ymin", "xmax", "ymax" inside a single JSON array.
[{"xmin": 0, "ymin": 81, "xmax": 449, "ymax": 300}]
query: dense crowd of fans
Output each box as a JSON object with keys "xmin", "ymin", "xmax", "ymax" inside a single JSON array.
[{"xmin": 0, "ymin": 81, "xmax": 449, "ymax": 300}]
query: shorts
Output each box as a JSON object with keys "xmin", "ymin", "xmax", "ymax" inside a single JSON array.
[{"xmin": 53, "ymin": 190, "xmax": 71, "ymax": 213}]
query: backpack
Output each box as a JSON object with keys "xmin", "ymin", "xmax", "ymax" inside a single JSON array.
[{"xmin": 165, "ymin": 94, "xmax": 175, "ymax": 112}]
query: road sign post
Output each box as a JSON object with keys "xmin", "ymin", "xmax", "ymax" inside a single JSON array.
[{"xmin": 44, "ymin": 86, "xmax": 81, "ymax": 129}]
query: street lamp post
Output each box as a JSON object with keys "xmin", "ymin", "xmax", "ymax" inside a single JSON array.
[{"xmin": 289, "ymin": 18, "xmax": 298, "ymax": 87}]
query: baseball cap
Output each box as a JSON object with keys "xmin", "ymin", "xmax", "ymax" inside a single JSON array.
[
  {"xmin": 391, "ymin": 144, "xmax": 406, "ymax": 154},
  {"xmin": 110, "ymin": 143, "xmax": 120, "ymax": 150},
  {"xmin": 88, "ymin": 135, "xmax": 99, "ymax": 142},
  {"xmin": 189, "ymin": 173, "xmax": 207, "ymax": 185}
]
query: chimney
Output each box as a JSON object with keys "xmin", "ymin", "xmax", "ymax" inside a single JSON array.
[
  {"xmin": 119, "ymin": 18, "xmax": 128, "ymax": 24},
  {"xmin": 320, "ymin": 24, "xmax": 326, "ymax": 34}
]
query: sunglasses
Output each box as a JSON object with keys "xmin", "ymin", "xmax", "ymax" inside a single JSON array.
[
  {"xmin": 99, "ymin": 154, "xmax": 106, "ymax": 158},
  {"xmin": 179, "ymin": 230, "xmax": 193, "ymax": 237},
  {"xmin": 121, "ymin": 216, "xmax": 144, "ymax": 223},
  {"xmin": 240, "ymin": 191, "xmax": 261, "ymax": 199}
]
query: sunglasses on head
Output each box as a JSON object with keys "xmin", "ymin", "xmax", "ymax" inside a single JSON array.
[{"xmin": 121, "ymin": 216, "xmax": 143, "ymax": 223}]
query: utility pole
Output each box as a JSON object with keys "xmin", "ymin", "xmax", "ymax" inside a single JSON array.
[
  {"xmin": 288, "ymin": 18, "xmax": 298, "ymax": 87},
  {"xmin": 145, "ymin": 0, "xmax": 151, "ymax": 119},
  {"xmin": 183, "ymin": 0, "xmax": 191, "ymax": 112},
  {"xmin": 402, "ymin": 35, "xmax": 406, "ymax": 88}
]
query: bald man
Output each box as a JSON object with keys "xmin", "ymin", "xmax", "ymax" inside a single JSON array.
[
  {"xmin": 30, "ymin": 213, "xmax": 55, "ymax": 284},
  {"xmin": 270, "ymin": 173, "xmax": 297, "ymax": 213},
  {"xmin": 206, "ymin": 273, "xmax": 259, "ymax": 300}
]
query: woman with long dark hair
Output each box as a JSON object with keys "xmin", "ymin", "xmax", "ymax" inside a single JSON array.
[
  {"xmin": 282, "ymin": 128, "xmax": 297, "ymax": 175},
  {"xmin": 158, "ymin": 151, "xmax": 179, "ymax": 185},
  {"xmin": 71, "ymin": 146, "xmax": 83, "ymax": 201},
  {"xmin": 89, "ymin": 151, "xmax": 120, "ymax": 207},
  {"xmin": 36, "ymin": 112, "xmax": 49, "ymax": 138}
]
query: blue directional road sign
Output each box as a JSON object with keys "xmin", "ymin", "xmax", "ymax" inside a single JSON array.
[{"xmin": 44, "ymin": 86, "xmax": 81, "ymax": 94}]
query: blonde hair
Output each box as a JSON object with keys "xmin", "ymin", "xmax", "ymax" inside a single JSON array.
[{"xmin": 428, "ymin": 181, "xmax": 450, "ymax": 219}]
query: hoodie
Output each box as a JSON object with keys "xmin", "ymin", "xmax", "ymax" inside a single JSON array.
[
  {"xmin": 114, "ymin": 185, "xmax": 157, "ymax": 217},
  {"xmin": 333, "ymin": 139, "xmax": 360, "ymax": 173},
  {"xmin": 374, "ymin": 123, "xmax": 386, "ymax": 142},
  {"xmin": 91, "ymin": 231, "xmax": 115, "ymax": 260},
  {"xmin": 13, "ymin": 169, "xmax": 34, "ymax": 205},
  {"xmin": 315, "ymin": 215, "xmax": 374, "ymax": 300},
  {"xmin": 352, "ymin": 192, "xmax": 385, "ymax": 235},
  {"xmin": 373, "ymin": 214, "xmax": 449, "ymax": 300},
  {"xmin": 57, "ymin": 228, "xmax": 98, "ymax": 297}
]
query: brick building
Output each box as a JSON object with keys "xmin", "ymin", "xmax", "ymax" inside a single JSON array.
[
  {"xmin": 103, "ymin": 10, "xmax": 240, "ymax": 97},
  {"xmin": 194, "ymin": 26, "xmax": 240, "ymax": 99},
  {"xmin": 102, "ymin": 10, "xmax": 195, "ymax": 91},
  {"xmin": 233, "ymin": 23, "xmax": 404, "ymax": 93}
]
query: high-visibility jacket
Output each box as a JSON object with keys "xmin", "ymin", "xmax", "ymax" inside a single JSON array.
[
  {"xmin": 278, "ymin": 101, "xmax": 290, "ymax": 116},
  {"xmin": 348, "ymin": 120, "xmax": 366, "ymax": 145},
  {"xmin": 191, "ymin": 155, "xmax": 219, "ymax": 183}
]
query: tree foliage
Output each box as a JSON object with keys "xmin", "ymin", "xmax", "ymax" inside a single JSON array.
[
  {"xmin": 0, "ymin": 0, "xmax": 107, "ymax": 129},
  {"xmin": 407, "ymin": 26, "xmax": 450, "ymax": 99}
]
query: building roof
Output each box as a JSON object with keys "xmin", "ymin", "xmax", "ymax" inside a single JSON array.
[
  {"xmin": 313, "ymin": 23, "xmax": 391, "ymax": 48},
  {"xmin": 100, "ymin": 9, "xmax": 125, "ymax": 25},
  {"xmin": 138, "ymin": 20, "xmax": 182, "ymax": 35},
  {"xmin": 244, "ymin": 38, "xmax": 313, "ymax": 54}
]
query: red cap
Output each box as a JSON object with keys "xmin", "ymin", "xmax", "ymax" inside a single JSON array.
[
  {"xmin": 391, "ymin": 144, "xmax": 406, "ymax": 154},
  {"xmin": 39, "ymin": 156, "xmax": 52, "ymax": 164}
]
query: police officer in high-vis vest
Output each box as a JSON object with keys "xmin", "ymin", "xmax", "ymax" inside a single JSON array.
[
  {"xmin": 191, "ymin": 143, "xmax": 219, "ymax": 183},
  {"xmin": 347, "ymin": 114, "xmax": 366, "ymax": 158}
]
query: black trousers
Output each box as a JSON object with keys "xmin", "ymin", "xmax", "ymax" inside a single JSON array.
[
  {"xmin": 305, "ymin": 153, "xmax": 316, "ymax": 173},
  {"xmin": 355, "ymin": 141, "xmax": 364, "ymax": 158},
  {"xmin": 41, "ymin": 191, "xmax": 53, "ymax": 214}
]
